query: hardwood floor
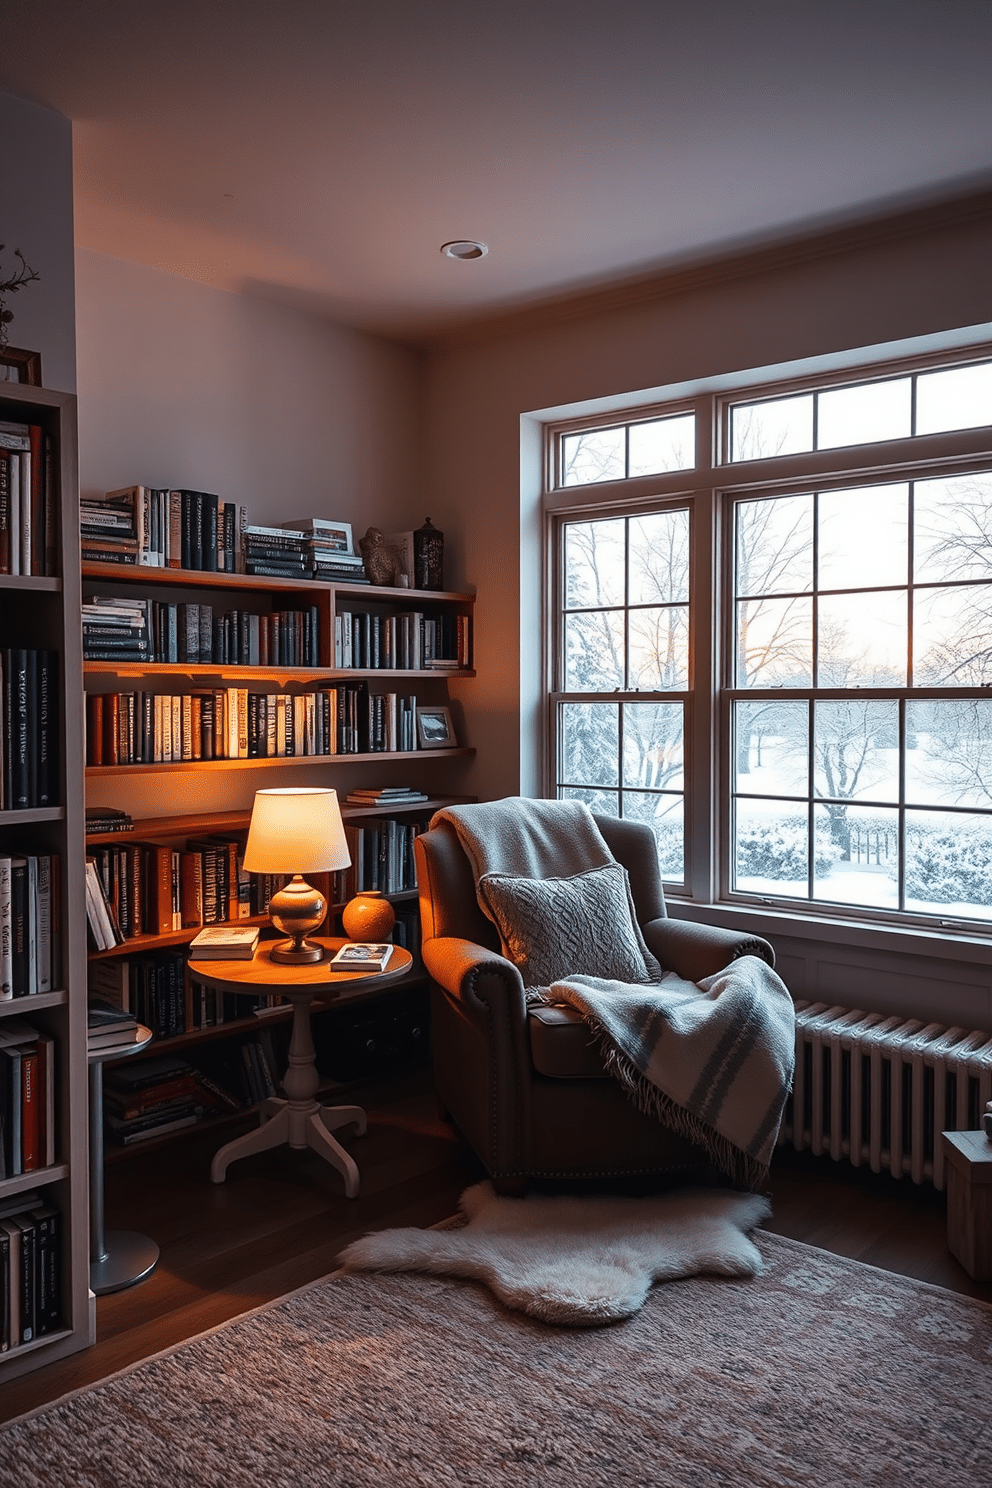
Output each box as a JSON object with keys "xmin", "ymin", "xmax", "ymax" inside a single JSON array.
[{"xmin": 2, "ymin": 1063, "xmax": 989, "ymax": 1425}]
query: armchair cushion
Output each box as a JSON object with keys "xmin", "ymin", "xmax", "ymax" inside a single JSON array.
[{"xmin": 479, "ymin": 860, "xmax": 662, "ymax": 989}]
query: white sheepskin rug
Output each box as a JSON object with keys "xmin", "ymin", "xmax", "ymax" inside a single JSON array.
[{"xmin": 338, "ymin": 1181, "xmax": 771, "ymax": 1326}]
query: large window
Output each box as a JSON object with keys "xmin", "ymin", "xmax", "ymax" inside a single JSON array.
[{"xmin": 549, "ymin": 350, "xmax": 992, "ymax": 931}]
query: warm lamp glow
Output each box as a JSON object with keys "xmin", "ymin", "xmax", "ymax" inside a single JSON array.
[
  {"xmin": 243, "ymin": 789, "xmax": 351, "ymax": 963},
  {"xmin": 243, "ymin": 788, "xmax": 350, "ymax": 875}
]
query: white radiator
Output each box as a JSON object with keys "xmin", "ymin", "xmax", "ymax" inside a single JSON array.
[{"xmin": 779, "ymin": 1001, "xmax": 992, "ymax": 1189}]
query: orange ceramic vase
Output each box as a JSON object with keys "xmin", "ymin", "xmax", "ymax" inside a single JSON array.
[{"xmin": 341, "ymin": 890, "xmax": 396, "ymax": 942}]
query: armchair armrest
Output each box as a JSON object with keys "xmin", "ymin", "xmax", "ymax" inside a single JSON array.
[
  {"xmin": 644, "ymin": 917, "xmax": 775, "ymax": 983},
  {"xmin": 422, "ymin": 934, "xmax": 533, "ymax": 1183},
  {"xmin": 422, "ymin": 935, "xmax": 529, "ymax": 1031}
]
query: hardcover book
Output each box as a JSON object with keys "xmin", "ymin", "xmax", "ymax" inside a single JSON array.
[{"xmin": 188, "ymin": 926, "xmax": 260, "ymax": 959}]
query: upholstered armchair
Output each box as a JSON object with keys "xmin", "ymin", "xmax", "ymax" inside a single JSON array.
[{"xmin": 415, "ymin": 812, "xmax": 776, "ymax": 1194}]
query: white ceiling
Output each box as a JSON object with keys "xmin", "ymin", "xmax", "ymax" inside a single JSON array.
[{"xmin": 3, "ymin": 0, "xmax": 992, "ymax": 341}]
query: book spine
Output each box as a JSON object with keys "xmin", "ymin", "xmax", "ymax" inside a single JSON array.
[
  {"xmin": 0, "ymin": 857, "xmax": 11, "ymax": 999},
  {"xmin": 20, "ymin": 1048, "xmax": 39, "ymax": 1172}
]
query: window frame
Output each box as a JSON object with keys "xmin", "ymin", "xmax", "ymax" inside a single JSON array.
[{"xmin": 545, "ymin": 345, "xmax": 992, "ymax": 938}]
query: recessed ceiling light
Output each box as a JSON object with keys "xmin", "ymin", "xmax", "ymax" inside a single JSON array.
[{"xmin": 440, "ymin": 240, "xmax": 488, "ymax": 261}]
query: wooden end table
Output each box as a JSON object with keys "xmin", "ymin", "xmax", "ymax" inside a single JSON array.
[
  {"xmin": 190, "ymin": 937, "xmax": 412, "ymax": 1197},
  {"xmin": 942, "ymin": 1129, "xmax": 992, "ymax": 1280}
]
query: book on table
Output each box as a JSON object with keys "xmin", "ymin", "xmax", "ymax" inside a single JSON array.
[
  {"xmin": 330, "ymin": 941, "xmax": 394, "ymax": 971},
  {"xmin": 188, "ymin": 925, "xmax": 260, "ymax": 960}
]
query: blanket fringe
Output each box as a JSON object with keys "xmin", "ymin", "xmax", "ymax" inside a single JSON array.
[{"xmin": 582, "ymin": 1013, "xmax": 769, "ymax": 1194}]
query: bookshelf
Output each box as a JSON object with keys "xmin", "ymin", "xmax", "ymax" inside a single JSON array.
[
  {"xmin": 1, "ymin": 384, "xmax": 92, "ymax": 1379},
  {"xmin": 80, "ymin": 556, "xmax": 475, "ymax": 1149}
]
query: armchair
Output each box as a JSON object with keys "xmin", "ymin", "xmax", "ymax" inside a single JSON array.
[{"xmin": 415, "ymin": 811, "xmax": 776, "ymax": 1194}]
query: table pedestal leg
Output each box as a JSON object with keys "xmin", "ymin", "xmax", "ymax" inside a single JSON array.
[
  {"xmin": 210, "ymin": 986, "xmax": 365, "ymax": 1195},
  {"xmin": 89, "ymin": 1055, "xmax": 160, "ymax": 1295}
]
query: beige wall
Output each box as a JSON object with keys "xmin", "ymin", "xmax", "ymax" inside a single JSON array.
[
  {"xmin": 424, "ymin": 206, "xmax": 992, "ymax": 1027},
  {"xmin": 75, "ymin": 248, "xmax": 423, "ymax": 526},
  {"xmin": 0, "ymin": 92, "xmax": 76, "ymax": 392},
  {"xmin": 76, "ymin": 248, "xmax": 427, "ymax": 817}
]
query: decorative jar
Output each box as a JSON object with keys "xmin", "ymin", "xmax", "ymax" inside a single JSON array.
[{"xmin": 341, "ymin": 889, "xmax": 396, "ymax": 942}]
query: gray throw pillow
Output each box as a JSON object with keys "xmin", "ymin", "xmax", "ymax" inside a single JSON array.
[{"xmin": 479, "ymin": 861, "xmax": 662, "ymax": 988}]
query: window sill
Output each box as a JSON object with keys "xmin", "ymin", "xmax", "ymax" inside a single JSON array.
[{"xmin": 667, "ymin": 898, "xmax": 992, "ymax": 966}]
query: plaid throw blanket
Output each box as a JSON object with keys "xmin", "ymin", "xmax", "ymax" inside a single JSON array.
[
  {"xmin": 539, "ymin": 963, "xmax": 795, "ymax": 1190},
  {"xmin": 432, "ymin": 798, "xmax": 795, "ymax": 1190}
]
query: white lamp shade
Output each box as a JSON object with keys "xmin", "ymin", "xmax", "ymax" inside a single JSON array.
[{"xmin": 242, "ymin": 788, "xmax": 351, "ymax": 876}]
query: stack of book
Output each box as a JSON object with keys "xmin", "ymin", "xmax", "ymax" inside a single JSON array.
[
  {"xmin": 244, "ymin": 525, "xmax": 312, "ymax": 579},
  {"xmin": 189, "ymin": 926, "xmax": 260, "ymax": 959},
  {"xmin": 0, "ymin": 417, "xmax": 57, "ymax": 577},
  {"xmin": 0, "ymin": 852, "xmax": 60, "ymax": 998},
  {"xmin": 80, "ymin": 489, "xmax": 139, "ymax": 566},
  {"xmin": 0, "ymin": 1017, "xmax": 55, "ymax": 1177},
  {"xmin": 82, "ymin": 488, "xmax": 248, "ymax": 572},
  {"xmin": 0, "ymin": 1191, "xmax": 62, "ymax": 1346},
  {"xmin": 87, "ymin": 999, "xmax": 144, "ymax": 1054},
  {"xmin": 85, "ymin": 806, "xmax": 134, "ymax": 836},
  {"xmin": 103, "ymin": 1055, "xmax": 205, "ymax": 1145},
  {"xmin": 1, "ymin": 649, "xmax": 59, "ymax": 809},
  {"xmin": 81, "ymin": 596, "xmax": 150, "ymax": 663},
  {"xmin": 280, "ymin": 519, "xmax": 369, "ymax": 582},
  {"xmin": 345, "ymin": 787, "xmax": 430, "ymax": 807}
]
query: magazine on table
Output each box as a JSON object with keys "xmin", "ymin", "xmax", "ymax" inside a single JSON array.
[{"xmin": 330, "ymin": 942, "xmax": 394, "ymax": 971}]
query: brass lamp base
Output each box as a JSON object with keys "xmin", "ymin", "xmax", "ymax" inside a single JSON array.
[{"xmin": 268, "ymin": 875, "xmax": 328, "ymax": 964}]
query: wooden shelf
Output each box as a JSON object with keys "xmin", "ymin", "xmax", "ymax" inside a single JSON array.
[
  {"xmin": 0, "ymin": 990, "xmax": 68, "ymax": 1016},
  {"xmin": 0, "ymin": 1163, "xmax": 71, "ymax": 1200},
  {"xmin": 0, "ymin": 806, "xmax": 66, "ymax": 826},
  {"xmin": 0, "ymin": 575, "xmax": 62, "ymax": 593},
  {"xmin": 86, "ymin": 797, "xmax": 470, "ymax": 845},
  {"xmin": 86, "ymin": 746, "xmax": 474, "ymax": 776},
  {"xmin": 82, "ymin": 561, "xmax": 475, "ymax": 604},
  {"xmin": 83, "ymin": 661, "xmax": 475, "ymax": 682}
]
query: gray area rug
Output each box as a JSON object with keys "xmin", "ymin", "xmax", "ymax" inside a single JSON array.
[{"xmin": 3, "ymin": 1231, "xmax": 991, "ymax": 1488}]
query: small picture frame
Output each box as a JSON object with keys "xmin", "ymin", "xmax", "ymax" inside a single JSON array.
[
  {"xmin": 416, "ymin": 704, "xmax": 457, "ymax": 749},
  {"xmin": 0, "ymin": 347, "xmax": 42, "ymax": 386}
]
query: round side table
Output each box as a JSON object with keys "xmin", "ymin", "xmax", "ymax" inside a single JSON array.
[
  {"xmin": 88, "ymin": 1024, "xmax": 160, "ymax": 1295},
  {"xmin": 190, "ymin": 938, "xmax": 412, "ymax": 1197}
]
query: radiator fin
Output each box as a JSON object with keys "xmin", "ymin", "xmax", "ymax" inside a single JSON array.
[{"xmin": 779, "ymin": 1001, "xmax": 992, "ymax": 1190}]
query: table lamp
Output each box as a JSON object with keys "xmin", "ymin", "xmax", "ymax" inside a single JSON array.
[{"xmin": 242, "ymin": 787, "xmax": 351, "ymax": 964}]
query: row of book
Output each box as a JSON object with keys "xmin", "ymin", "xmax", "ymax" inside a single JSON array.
[
  {"xmin": 1, "ymin": 649, "xmax": 58, "ymax": 811},
  {"xmin": 341, "ymin": 818, "xmax": 422, "ymax": 897},
  {"xmin": 0, "ymin": 1017, "xmax": 55, "ymax": 1179},
  {"xmin": 85, "ymin": 835, "xmax": 289, "ymax": 947},
  {"xmin": 81, "ymin": 486, "xmax": 249, "ymax": 571},
  {"xmin": 85, "ymin": 685, "xmax": 425, "ymax": 765},
  {"xmin": 0, "ymin": 417, "xmax": 57, "ymax": 577},
  {"xmin": 89, "ymin": 954, "xmax": 288, "ymax": 1045},
  {"xmin": 333, "ymin": 610, "xmax": 470, "ymax": 670},
  {"xmin": 0, "ymin": 1191, "xmax": 61, "ymax": 1349},
  {"xmin": 82, "ymin": 595, "xmax": 322, "ymax": 667},
  {"xmin": 0, "ymin": 854, "xmax": 59, "ymax": 999}
]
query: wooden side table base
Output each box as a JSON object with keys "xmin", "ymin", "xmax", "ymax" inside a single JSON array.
[{"xmin": 210, "ymin": 1098, "xmax": 366, "ymax": 1195}]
